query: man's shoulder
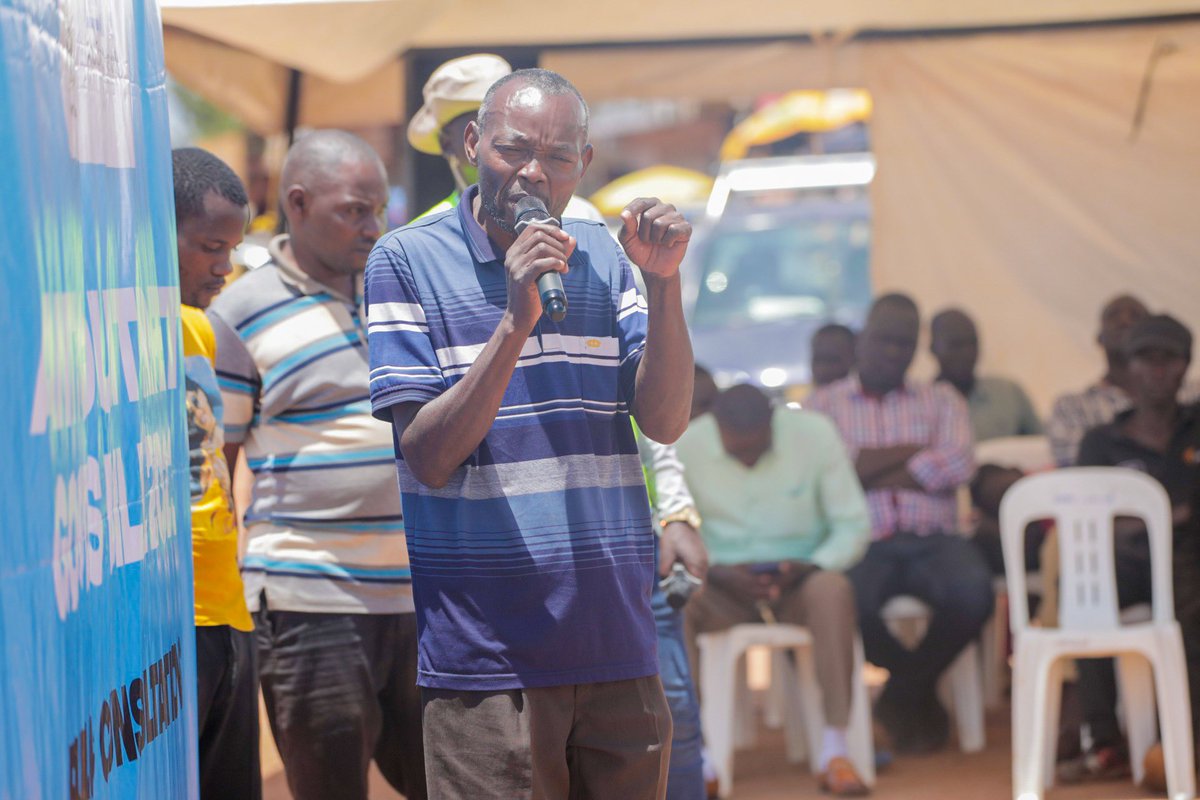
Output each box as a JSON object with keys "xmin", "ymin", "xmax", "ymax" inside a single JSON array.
[
  {"xmin": 209, "ymin": 265, "xmax": 286, "ymax": 322},
  {"xmin": 180, "ymin": 305, "xmax": 214, "ymax": 359},
  {"xmin": 978, "ymin": 375, "xmax": 1025, "ymax": 396},
  {"xmin": 562, "ymin": 217, "xmax": 611, "ymax": 235},
  {"xmin": 807, "ymin": 376, "xmax": 856, "ymax": 407},
  {"xmin": 921, "ymin": 378, "xmax": 965, "ymax": 406},
  {"xmin": 778, "ymin": 407, "xmax": 841, "ymax": 442},
  {"xmin": 381, "ymin": 208, "xmax": 462, "ymax": 251},
  {"xmin": 370, "ymin": 212, "xmax": 472, "ymax": 295},
  {"xmin": 1049, "ymin": 383, "xmax": 1103, "ymax": 416}
]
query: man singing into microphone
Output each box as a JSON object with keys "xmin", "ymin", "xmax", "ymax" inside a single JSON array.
[{"xmin": 366, "ymin": 69, "xmax": 694, "ymax": 798}]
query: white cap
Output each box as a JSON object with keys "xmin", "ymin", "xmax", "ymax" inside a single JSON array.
[{"xmin": 407, "ymin": 54, "xmax": 512, "ymax": 156}]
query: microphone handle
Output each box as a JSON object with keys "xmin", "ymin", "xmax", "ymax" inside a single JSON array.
[{"xmin": 537, "ymin": 271, "xmax": 567, "ymax": 323}]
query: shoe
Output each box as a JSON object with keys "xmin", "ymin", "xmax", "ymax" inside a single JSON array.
[
  {"xmin": 819, "ymin": 756, "xmax": 871, "ymax": 796},
  {"xmin": 893, "ymin": 691, "xmax": 949, "ymax": 755},
  {"xmin": 1055, "ymin": 743, "xmax": 1131, "ymax": 784},
  {"xmin": 872, "ymin": 685, "xmax": 911, "ymax": 747},
  {"xmin": 1141, "ymin": 742, "xmax": 1166, "ymax": 792}
]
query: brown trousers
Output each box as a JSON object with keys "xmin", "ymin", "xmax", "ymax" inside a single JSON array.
[
  {"xmin": 422, "ymin": 675, "xmax": 672, "ymax": 800},
  {"xmin": 685, "ymin": 569, "xmax": 858, "ymax": 726}
]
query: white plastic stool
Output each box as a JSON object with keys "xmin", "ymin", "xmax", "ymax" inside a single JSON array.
[
  {"xmin": 881, "ymin": 595, "xmax": 987, "ymax": 753},
  {"xmin": 698, "ymin": 623, "xmax": 875, "ymax": 799},
  {"xmin": 1001, "ymin": 468, "xmax": 1195, "ymax": 800}
]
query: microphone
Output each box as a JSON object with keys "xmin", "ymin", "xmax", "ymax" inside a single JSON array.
[{"xmin": 513, "ymin": 196, "xmax": 568, "ymax": 323}]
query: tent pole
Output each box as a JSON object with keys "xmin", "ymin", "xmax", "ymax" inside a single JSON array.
[
  {"xmin": 284, "ymin": 69, "xmax": 302, "ymax": 145},
  {"xmin": 276, "ymin": 69, "xmax": 303, "ymax": 234}
]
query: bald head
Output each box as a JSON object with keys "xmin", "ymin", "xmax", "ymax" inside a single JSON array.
[
  {"xmin": 477, "ymin": 69, "xmax": 589, "ymax": 137},
  {"xmin": 713, "ymin": 384, "xmax": 773, "ymax": 467},
  {"xmin": 280, "ymin": 130, "xmax": 386, "ymax": 202},
  {"xmin": 279, "ymin": 130, "xmax": 389, "ymax": 282}
]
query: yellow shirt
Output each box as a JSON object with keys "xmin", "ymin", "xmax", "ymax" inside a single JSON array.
[{"xmin": 182, "ymin": 305, "xmax": 253, "ymax": 631}]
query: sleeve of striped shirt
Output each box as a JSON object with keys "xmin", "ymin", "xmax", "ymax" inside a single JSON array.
[
  {"xmin": 639, "ymin": 437, "xmax": 695, "ymax": 518},
  {"xmin": 612, "ymin": 242, "xmax": 648, "ymax": 408},
  {"xmin": 907, "ymin": 384, "xmax": 975, "ymax": 492},
  {"xmin": 207, "ymin": 308, "xmax": 259, "ymax": 445},
  {"xmin": 1046, "ymin": 394, "xmax": 1082, "ymax": 467},
  {"xmin": 365, "ymin": 240, "xmax": 447, "ymax": 421}
]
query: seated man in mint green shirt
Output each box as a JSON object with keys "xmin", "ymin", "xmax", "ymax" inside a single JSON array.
[{"xmin": 676, "ymin": 384, "xmax": 871, "ymax": 796}]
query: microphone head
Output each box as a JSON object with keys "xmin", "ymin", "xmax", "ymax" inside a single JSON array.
[
  {"xmin": 515, "ymin": 194, "xmax": 548, "ymax": 218},
  {"xmin": 514, "ymin": 195, "xmax": 553, "ymax": 229}
]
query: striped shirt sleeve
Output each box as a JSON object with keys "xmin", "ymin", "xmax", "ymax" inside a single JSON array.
[
  {"xmin": 365, "ymin": 240, "xmax": 447, "ymax": 421},
  {"xmin": 613, "ymin": 242, "xmax": 648, "ymax": 408},
  {"xmin": 207, "ymin": 308, "xmax": 259, "ymax": 445}
]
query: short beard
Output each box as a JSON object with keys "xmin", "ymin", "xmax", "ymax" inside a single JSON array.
[{"xmin": 480, "ymin": 189, "xmax": 516, "ymax": 235}]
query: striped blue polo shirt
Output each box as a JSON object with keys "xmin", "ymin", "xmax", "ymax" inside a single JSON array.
[
  {"xmin": 365, "ymin": 186, "xmax": 658, "ymax": 690},
  {"xmin": 209, "ymin": 235, "xmax": 412, "ymax": 616}
]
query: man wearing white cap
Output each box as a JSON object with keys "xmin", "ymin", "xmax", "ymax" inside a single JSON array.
[{"xmin": 408, "ymin": 53, "xmax": 606, "ymax": 223}]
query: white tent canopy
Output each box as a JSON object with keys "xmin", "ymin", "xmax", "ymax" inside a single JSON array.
[
  {"xmin": 161, "ymin": 1, "xmax": 1200, "ymax": 409},
  {"xmin": 160, "ymin": 0, "xmax": 1200, "ymax": 132}
]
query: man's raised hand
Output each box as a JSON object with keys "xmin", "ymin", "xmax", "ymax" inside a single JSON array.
[{"xmin": 618, "ymin": 197, "xmax": 691, "ymax": 281}]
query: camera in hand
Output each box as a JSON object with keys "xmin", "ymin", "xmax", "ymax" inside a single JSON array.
[{"xmin": 658, "ymin": 563, "xmax": 703, "ymax": 610}]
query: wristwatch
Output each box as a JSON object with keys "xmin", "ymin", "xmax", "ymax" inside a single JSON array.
[{"xmin": 659, "ymin": 507, "xmax": 702, "ymax": 530}]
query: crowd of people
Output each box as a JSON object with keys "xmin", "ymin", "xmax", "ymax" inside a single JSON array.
[{"xmin": 170, "ymin": 53, "xmax": 1199, "ymax": 800}]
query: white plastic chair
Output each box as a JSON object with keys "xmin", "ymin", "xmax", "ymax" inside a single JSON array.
[
  {"xmin": 973, "ymin": 435, "xmax": 1055, "ymax": 709},
  {"xmin": 880, "ymin": 596, "xmax": 986, "ymax": 753},
  {"xmin": 1001, "ymin": 467, "xmax": 1195, "ymax": 800},
  {"xmin": 698, "ymin": 624, "xmax": 875, "ymax": 799}
]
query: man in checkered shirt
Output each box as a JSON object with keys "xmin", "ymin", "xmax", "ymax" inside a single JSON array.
[{"xmin": 807, "ymin": 293, "xmax": 992, "ymax": 755}]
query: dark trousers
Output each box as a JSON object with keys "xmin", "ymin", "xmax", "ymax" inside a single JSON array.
[
  {"xmin": 847, "ymin": 533, "xmax": 994, "ymax": 696},
  {"xmin": 196, "ymin": 625, "xmax": 261, "ymax": 800},
  {"xmin": 422, "ymin": 676, "xmax": 672, "ymax": 800},
  {"xmin": 255, "ymin": 608, "xmax": 426, "ymax": 800},
  {"xmin": 652, "ymin": 587, "xmax": 705, "ymax": 800},
  {"xmin": 1075, "ymin": 531, "xmax": 1200, "ymax": 750}
]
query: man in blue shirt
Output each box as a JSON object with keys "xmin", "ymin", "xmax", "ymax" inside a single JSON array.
[{"xmin": 366, "ymin": 69, "xmax": 694, "ymax": 798}]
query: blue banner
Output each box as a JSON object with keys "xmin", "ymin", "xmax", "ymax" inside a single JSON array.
[{"xmin": 1, "ymin": 1, "xmax": 198, "ymax": 798}]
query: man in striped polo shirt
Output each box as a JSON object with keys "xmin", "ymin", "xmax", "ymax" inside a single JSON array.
[
  {"xmin": 367, "ymin": 69, "xmax": 694, "ymax": 798},
  {"xmin": 209, "ymin": 131, "xmax": 426, "ymax": 800}
]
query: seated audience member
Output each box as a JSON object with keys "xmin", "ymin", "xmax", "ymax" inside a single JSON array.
[
  {"xmin": 172, "ymin": 147, "xmax": 260, "ymax": 799},
  {"xmin": 677, "ymin": 384, "xmax": 871, "ymax": 796},
  {"xmin": 807, "ymin": 293, "xmax": 991, "ymax": 754},
  {"xmin": 692, "ymin": 364, "xmax": 719, "ymax": 419},
  {"xmin": 812, "ymin": 323, "xmax": 858, "ymax": 388},
  {"xmin": 968, "ymin": 464, "xmax": 1027, "ymax": 576},
  {"xmin": 931, "ymin": 308, "xmax": 1042, "ymax": 442},
  {"xmin": 1061, "ymin": 314, "xmax": 1200, "ymax": 785},
  {"xmin": 1047, "ymin": 295, "xmax": 1149, "ymax": 466}
]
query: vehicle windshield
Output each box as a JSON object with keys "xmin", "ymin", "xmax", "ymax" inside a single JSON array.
[{"xmin": 691, "ymin": 215, "xmax": 871, "ymax": 331}]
